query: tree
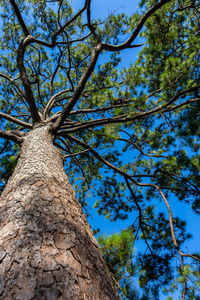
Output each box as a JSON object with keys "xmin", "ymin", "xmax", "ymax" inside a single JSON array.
[
  {"xmin": 98, "ymin": 228, "xmax": 137, "ymax": 299},
  {"xmin": 0, "ymin": 0, "xmax": 200, "ymax": 299}
]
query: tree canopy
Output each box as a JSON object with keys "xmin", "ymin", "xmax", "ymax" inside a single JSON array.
[{"xmin": 0, "ymin": 0, "xmax": 200, "ymax": 298}]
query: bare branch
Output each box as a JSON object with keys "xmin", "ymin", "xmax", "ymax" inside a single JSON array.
[
  {"xmin": 64, "ymin": 149, "xmax": 89, "ymax": 159},
  {"xmin": 68, "ymin": 102, "xmax": 130, "ymax": 115},
  {"xmin": 0, "ymin": 129, "xmax": 24, "ymax": 144},
  {"xmin": 0, "ymin": 73, "xmax": 26, "ymax": 99},
  {"xmin": 87, "ymin": 0, "xmax": 100, "ymax": 41},
  {"xmin": 52, "ymin": 44, "xmax": 103, "ymax": 131},
  {"xmin": 50, "ymin": 50, "xmax": 63, "ymax": 97},
  {"xmin": 65, "ymin": 134, "xmax": 200, "ymax": 263},
  {"xmin": 10, "ymin": 0, "xmax": 30, "ymax": 36},
  {"xmin": 17, "ymin": 36, "xmax": 42, "ymax": 124},
  {"xmin": 44, "ymin": 89, "xmax": 72, "ymax": 119},
  {"xmin": 52, "ymin": 0, "xmax": 88, "ymax": 43},
  {"xmin": 101, "ymin": 0, "xmax": 171, "ymax": 51},
  {"xmin": 0, "ymin": 112, "xmax": 32, "ymax": 128},
  {"xmin": 57, "ymin": 86, "xmax": 200, "ymax": 133},
  {"xmin": 119, "ymin": 138, "xmax": 167, "ymax": 158}
]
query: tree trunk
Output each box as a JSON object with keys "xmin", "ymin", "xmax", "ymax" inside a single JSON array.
[{"xmin": 0, "ymin": 126, "xmax": 120, "ymax": 300}]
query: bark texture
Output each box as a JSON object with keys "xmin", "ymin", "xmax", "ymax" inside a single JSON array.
[{"xmin": 0, "ymin": 125, "xmax": 120, "ymax": 300}]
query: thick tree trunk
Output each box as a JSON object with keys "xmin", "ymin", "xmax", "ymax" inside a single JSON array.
[{"xmin": 0, "ymin": 126, "xmax": 119, "ymax": 300}]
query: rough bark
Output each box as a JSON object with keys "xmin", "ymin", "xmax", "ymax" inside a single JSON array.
[{"xmin": 0, "ymin": 125, "xmax": 120, "ymax": 300}]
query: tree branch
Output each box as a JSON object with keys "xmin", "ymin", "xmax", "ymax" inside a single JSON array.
[
  {"xmin": 44, "ymin": 89, "xmax": 72, "ymax": 119},
  {"xmin": 57, "ymin": 86, "xmax": 200, "ymax": 134},
  {"xmin": 87, "ymin": 0, "xmax": 100, "ymax": 41},
  {"xmin": 162, "ymin": 97, "xmax": 200, "ymax": 112},
  {"xmin": 0, "ymin": 112, "xmax": 32, "ymax": 128},
  {"xmin": 52, "ymin": 0, "xmax": 88, "ymax": 43},
  {"xmin": 125, "ymin": 177, "xmax": 154, "ymax": 255},
  {"xmin": 101, "ymin": 0, "xmax": 171, "ymax": 51},
  {"xmin": 119, "ymin": 138, "xmax": 167, "ymax": 158},
  {"xmin": 0, "ymin": 129, "xmax": 24, "ymax": 144},
  {"xmin": 65, "ymin": 134, "xmax": 200, "ymax": 263},
  {"xmin": 52, "ymin": 44, "xmax": 103, "ymax": 131},
  {"xmin": 17, "ymin": 36, "xmax": 41, "ymax": 124},
  {"xmin": 50, "ymin": 50, "xmax": 63, "ymax": 97},
  {"xmin": 68, "ymin": 102, "xmax": 130, "ymax": 115},
  {"xmin": 64, "ymin": 149, "xmax": 89, "ymax": 159},
  {"xmin": 0, "ymin": 73, "xmax": 26, "ymax": 99},
  {"xmin": 10, "ymin": 0, "xmax": 30, "ymax": 36}
]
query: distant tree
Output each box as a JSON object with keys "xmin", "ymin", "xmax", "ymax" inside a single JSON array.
[
  {"xmin": 0, "ymin": 0, "xmax": 200, "ymax": 299},
  {"xmin": 98, "ymin": 228, "xmax": 137, "ymax": 299},
  {"xmin": 98, "ymin": 227, "xmax": 153, "ymax": 299}
]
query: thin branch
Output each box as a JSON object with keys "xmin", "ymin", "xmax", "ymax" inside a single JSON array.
[
  {"xmin": 29, "ymin": 45, "xmax": 45, "ymax": 108},
  {"xmin": 125, "ymin": 177, "xmax": 154, "ymax": 255},
  {"xmin": 56, "ymin": 33, "xmax": 92, "ymax": 45},
  {"xmin": 65, "ymin": 134, "xmax": 200, "ymax": 263},
  {"xmin": 119, "ymin": 138, "xmax": 167, "ymax": 158},
  {"xmin": 57, "ymin": 86, "xmax": 200, "ymax": 134},
  {"xmin": 50, "ymin": 50, "xmax": 63, "ymax": 97},
  {"xmin": 162, "ymin": 86, "xmax": 200, "ymax": 108},
  {"xmin": 10, "ymin": 0, "xmax": 30, "ymax": 36},
  {"xmin": 112, "ymin": 275, "xmax": 129, "ymax": 298},
  {"xmin": 145, "ymin": 73, "xmax": 183, "ymax": 99},
  {"xmin": 175, "ymin": 0, "xmax": 197, "ymax": 12},
  {"xmin": 0, "ymin": 141, "xmax": 8, "ymax": 155},
  {"xmin": 57, "ymin": 138, "xmax": 89, "ymax": 186},
  {"xmin": 68, "ymin": 102, "xmax": 130, "ymax": 115},
  {"xmin": 162, "ymin": 97, "xmax": 200, "ymax": 112},
  {"xmin": 157, "ymin": 188, "xmax": 200, "ymax": 262},
  {"xmin": 64, "ymin": 149, "xmax": 89, "ymax": 159},
  {"xmin": 52, "ymin": 102, "xmax": 130, "ymax": 126},
  {"xmin": 101, "ymin": 0, "xmax": 171, "ymax": 51},
  {"xmin": 52, "ymin": 0, "xmax": 88, "ymax": 43},
  {"xmin": 0, "ymin": 112, "xmax": 32, "ymax": 128},
  {"xmin": 159, "ymin": 170, "xmax": 200, "ymax": 193},
  {"xmin": 0, "ymin": 73, "xmax": 26, "ymax": 99},
  {"xmin": 181, "ymin": 256, "xmax": 187, "ymax": 300},
  {"xmin": 44, "ymin": 89, "xmax": 72, "ymax": 119},
  {"xmin": 64, "ymin": 134, "xmax": 151, "ymax": 181}
]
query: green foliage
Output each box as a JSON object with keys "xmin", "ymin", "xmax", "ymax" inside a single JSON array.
[
  {"xmin": 0, "ymin": 141, "xmax": 18, "ymax": 193},
  {"xmin": 136, "ymin": 206, "xmax": 191, "ymax": 298},
  {"xmin": 0, "ymin": 0, "xmax": 200, "ymax": 298},
  {"xmin": 98, "ymin": 227, "xmax": 151, "ymax": 299},
  {"xmin": 164, "ymin": 262, "xmax": 200, "ymax": 299}
]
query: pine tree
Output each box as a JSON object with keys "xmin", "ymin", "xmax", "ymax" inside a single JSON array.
[{"xmin": 0, "ymin": 0, "xmax": 200, "ymax": 299}]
